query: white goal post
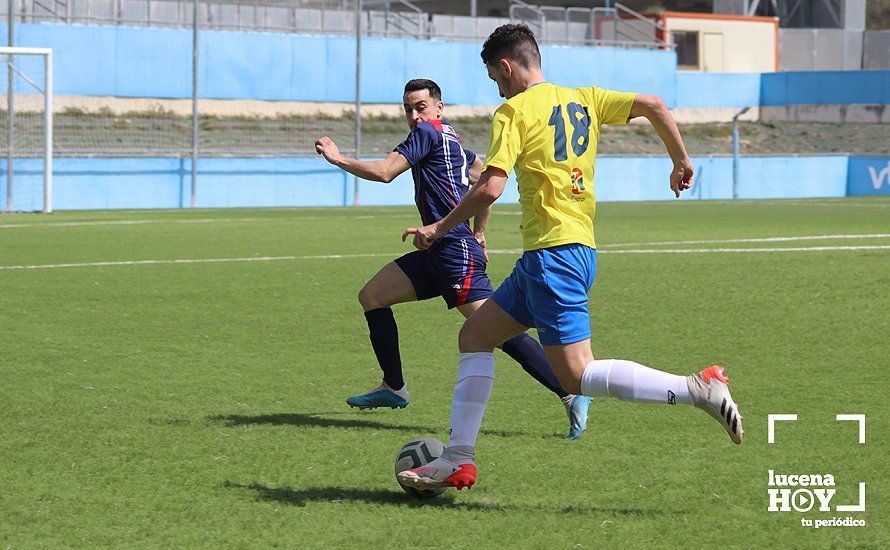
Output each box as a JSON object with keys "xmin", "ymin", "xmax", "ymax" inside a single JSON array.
[{"xmin": 1, "ymin": 47, "xmax": 52, "ymax": 213}]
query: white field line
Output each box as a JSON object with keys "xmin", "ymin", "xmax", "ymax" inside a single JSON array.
[
  {"xmin": 0, "ymin": 215, "xmax": 420, "ymax": 229},
  {"xmin": 600, "ymin": 245, "xmax": 890, "ymax": 254},
  {"xmin": 2, "ymin": 212, "xmax": 888, "ymax": 247},
  {"xmin": 727, "ymin": 200, "xmax": 890, "ymax": 208},
  {"xmin": 3, "ymin": 198, "xmax": 889, "ymax": 229},
  {"xmin": 608, "ymin": 233, "xmax": 890, "ymax": 247},
  {"xmin": 0, "ymin": 253, "xmax": 398, "ymax": 271},
  {"xmin": 0, "ymin": 218, "xmax": 256, "ymax": 229},
  {"xmin": 0, "ymin": 212, "xmax": 481, "ymax": 229},
  {"xmin": 2, "ymin": 245, "xmax": 890, "ymax": 271}
]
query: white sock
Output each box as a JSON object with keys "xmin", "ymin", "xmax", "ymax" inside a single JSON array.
[
  {"xmin": 447, "ymin": 352, "xmax": 495, "ymax": 450},
  {"xmin": 580, "ymin": 359, "xmax": 691, "ymax": 405},
  {"xmin": 380, "ymin": 380, "xmax": 409, "ymax": 399}
]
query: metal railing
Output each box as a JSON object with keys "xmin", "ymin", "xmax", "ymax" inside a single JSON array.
[
  {"xmin": 508, "ymin": 0, "xmax": 671, "ymax": 50},
  {"xmin": 508, "ymin": 0, "xmax": 544, "ymax": 39},
  {"xmin": 367, "ymin": 0, "xmax": 424, "ymax": 39},
  {"xmin": 1, "ymin": 0, "xmax": 417, "ymax": 36},
  {"xmin": 4, "ymin": 0, "xmax": 673, "ymax": 49},
  {"xmin": 612, "ymin": 3, "xmax": 667, "ymax": 44}
]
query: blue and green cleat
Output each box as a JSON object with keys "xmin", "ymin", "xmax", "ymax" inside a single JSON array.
[
  {"xmin": 346, "ymin": 382, "xmax": 409, "ymax": 410},
  {"xmin": 565, "ymin": 395, "xmax": 593, "ymax": 440}
]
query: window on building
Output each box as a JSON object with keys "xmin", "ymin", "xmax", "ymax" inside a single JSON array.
[{"xmin": 673, "ymin": 31, "xmax": 700, "ymax": 70}]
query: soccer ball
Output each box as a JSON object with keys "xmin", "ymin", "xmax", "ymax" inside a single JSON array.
[{"xmin": 394, "ymin": 438, "xmax": 447, "ymax": 499}]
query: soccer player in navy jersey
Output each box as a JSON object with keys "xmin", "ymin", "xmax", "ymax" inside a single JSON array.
[{"xmin": 315, "ymin": 78, "xmax": 592, "ymax": 439}]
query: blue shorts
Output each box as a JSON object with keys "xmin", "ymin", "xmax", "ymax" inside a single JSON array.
[
  {"xmin": 491, "ymin": 244, "xmax": 597, "ymax": 346},
  {"xmin": 395, "ymin": 237, "xmax": 494, "ymax": 309}
]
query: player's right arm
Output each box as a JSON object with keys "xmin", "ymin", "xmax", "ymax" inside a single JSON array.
[
  {"xmin": 628, "ymin": 94, "xmax": 694, "ymax": 198},
  {"xmin": 315, "ymin": 136, "xmax": 410, "ymax": 183}
]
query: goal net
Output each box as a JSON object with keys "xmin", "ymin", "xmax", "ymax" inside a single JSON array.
[{"xmin": 0, "ymin": 47, "xmax": 52, "ymax": 213}]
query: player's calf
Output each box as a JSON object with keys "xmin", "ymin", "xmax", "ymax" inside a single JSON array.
[{"xmin": 578, "ymin": 359, "xmax": 744, "ymax": 444}]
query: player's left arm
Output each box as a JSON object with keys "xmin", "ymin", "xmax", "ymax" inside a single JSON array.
[
  {"xmin": 403, "ymin": 165, "xmax": 507, "ymax": 251},
  {"xmin": 315, "ymin": 136, "xmax": 410, "ymax": 183},
  {"xmin": 468, "ymin": 157, "xmax": 491, "ymax": 260},
  {"xmin": 629, "ymin": 94, "xmax": 694, "ymax": 198}
]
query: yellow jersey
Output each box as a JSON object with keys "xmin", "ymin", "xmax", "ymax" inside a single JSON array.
[{"xmin": 483, "ymin": 82, "xmax": 636, "ymax": 251}]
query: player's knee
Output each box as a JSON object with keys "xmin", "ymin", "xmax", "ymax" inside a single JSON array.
[
  {"xmin": 458, "ymin": 319, "xmax": 493, "ymax": 352},
  {"xmin": 457, "ymin": 324, "xmax": 477, "ymax": 351},
  {"xmin": 358, "ymin": 284, "xmax": 383, "ymax": 310}
]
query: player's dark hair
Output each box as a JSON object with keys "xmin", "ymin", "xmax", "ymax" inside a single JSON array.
[
  {"xmin": 481, "ymin": 24, "xmax": 541, "ymax": 69},
  {"xmin": 403, "ymin": 79, "xmax": 442, "ymax": 101}
]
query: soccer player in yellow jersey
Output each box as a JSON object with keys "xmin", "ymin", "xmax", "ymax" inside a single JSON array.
[{"xmin": 398, "ymin": 24, "xmax": 744, "ymax": 491}]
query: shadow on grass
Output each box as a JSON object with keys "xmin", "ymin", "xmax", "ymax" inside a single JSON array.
[
  {"xmin": 208, "ymin": 412, "xmax": 527, "ymax": 437},
  {"xmin": 224, "ymin": 481, "xmax": 466, "ymax": 509},
  {"xmin": 224, "ymin": 481, "xmax": 686, "ymax": 517}
]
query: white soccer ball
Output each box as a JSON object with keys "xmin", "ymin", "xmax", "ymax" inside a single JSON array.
[{"xmin": 394, "ymin": 438, "xmax": 447, "ymax": 499}]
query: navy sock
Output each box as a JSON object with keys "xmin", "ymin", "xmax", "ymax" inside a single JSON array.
[
  {"xmin": 501, "ymin": 333, "xmax": 568, "ymax": 398},
  {"xmin": 364, "ymin": 307, "xmax": 404, "ymax": 390}
]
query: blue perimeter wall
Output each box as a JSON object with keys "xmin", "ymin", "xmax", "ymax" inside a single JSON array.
[
  {"xmin": 5, "ymin": 22, "xmax": 890, "ymax": 107},
  {"xmin": 2, "ymin": 24, "xmax": 887, "ymax": 211},
  {"xmin": 675, "ymin": 71, "xmax": 890, "ymax": 108},
  {"xmin": 760, "ymin": 71, "xmax": 890, "ymax": 106},
  {"xmin": 4, "ymin": 23, "xmax": 676, "ymax": 106},
  {"xmin": 847, "ymin": 157, "xmax": 890, "ymax": 196},
  {"xmin": 4, "ymin": 155, "xmax": 886, "ymax": 212}
]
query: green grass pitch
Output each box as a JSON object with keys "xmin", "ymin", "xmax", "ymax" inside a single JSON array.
[{"xmin": 1, "ymin": 198, "xmax": 888, "ymax": 547}]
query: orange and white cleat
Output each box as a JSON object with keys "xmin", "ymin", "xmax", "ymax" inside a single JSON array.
[
  {"xmin": 397, "ymin": 457, "xmax": 477, "ymax": 491},
  {"xmin": 687, "ymin": 365, "xmax": 744, "ymax": 445}
]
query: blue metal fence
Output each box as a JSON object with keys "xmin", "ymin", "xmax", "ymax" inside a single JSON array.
[{"xmin": 3, "ymin": 155, "xmax": 877, "ymax": 211}]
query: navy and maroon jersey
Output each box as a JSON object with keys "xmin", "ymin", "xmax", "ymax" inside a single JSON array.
[{"xmin": 394, "ymin": 119, "xmax": 477, "ymax": 241}]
